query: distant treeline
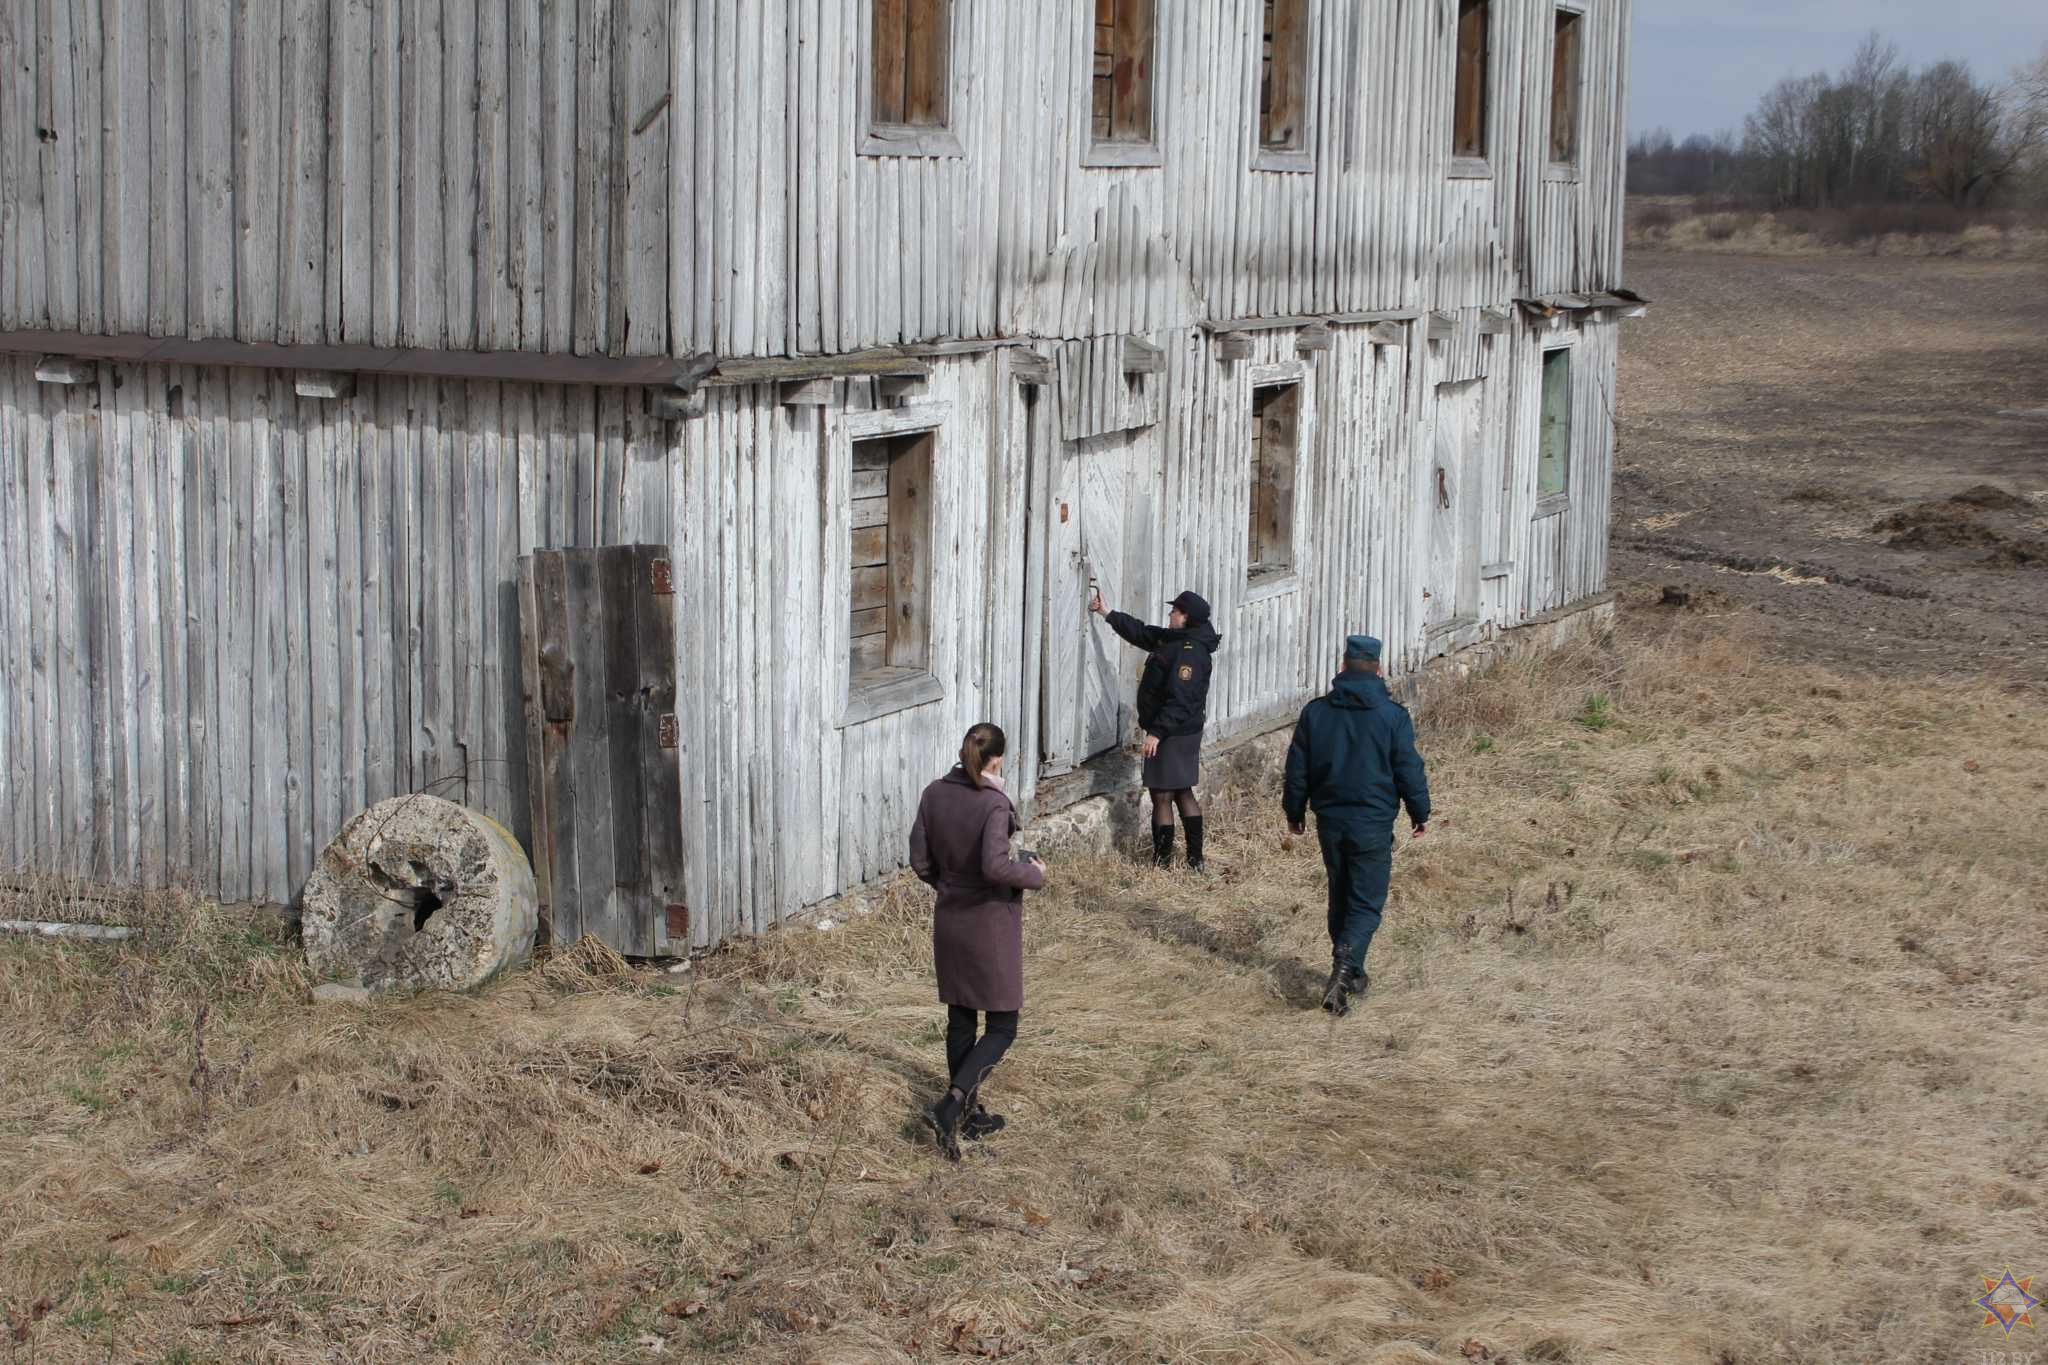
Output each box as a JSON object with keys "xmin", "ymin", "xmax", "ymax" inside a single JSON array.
[{"xmin": 1630, "ymin": 35, "xmax": 2048, "ymax": 210}]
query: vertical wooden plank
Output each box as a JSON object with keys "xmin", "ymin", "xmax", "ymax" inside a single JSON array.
[
  {"xmin": 357, "ymin": 385, "xmax": 393, "ymax": 807},
  {"xmin": 96, "ymin": 371, "xmax": 136, "ymax": 881},
  {"xmin": 632, "ymin": 543, "xmax": 684, "ymax": 951},
  {"xmin": 102, "ymin": 1, "xmax": 151, "ymax": 332},
  {"xmin": 571, "ymin": 0, "xmax": 613, "ymax": 353},
  {"xmin": 619, "ymin": 0, "xmax": 668, "ymax": 354},
  {"xmin": 507, "ymin": 0, "xmax": 546, "ymax": 348},
  {"xmin": 233, "ymin": 0, "xmax": 282, "ymax": 339},
  {"xmin": 398, "ymin": 0, "xmax": 445, "ymax": 348},
  {"xmin": 516, "ymin": 552, "xmax": 553, "ymax": 927},
  {"xmin": 0, "ymin": 370, "xmax": 26, "ymax": 863},
  {"xmin": 872, "ymin": 0, "xmax": 906, "ymax": 126},
  {"xmin": 251, "ymin": 375, "xmax": 289, "ymax": 901},
  {"xmin": 277, "ymin": 0, "xmax": 328, "ymax": 342},
  {"xmin": 327, "ymin": 0, "xmax": 370, "ymax": 341},
  {"xmin": 595, "ymin": 546, "xmax": 647, "ymax": 951},
  {"xmin": 0, "ymin": 4, "xmax": 48, "ymax": 329},
  {"xmin": 71, "ymin": 0, "xmax": 104, "ymax": 333},
  {"xmin": 25, "ymin": 380, "xmax": 61, "ymax": 865},
  {"xmin": 368, "ymin": 0, "xmax": 402, "ymax": 346},
  {"xmin": 182, "ymin": 369, "xmax": 219, "ymax": 890},
  {"xmin": 442, "ymin": 0, "xmax": 479, "ymax": 350},
  {"xmin": 540, "ymin": 0, "xmax": 577, "ymax": 351},
  {"xmin": 37, "ymin": 0, "xmax": 81, "ymax": 330},
  {"xmin": 474, "ymin": 0, "xmax": 517, "ymax": 349},
  {"xmin": 213, "ymin": 371, "xmax": 255, "ymax": 901},
  {"xmin": 566, "ymin": 549, "xmax": 618, "ymax": 944},
  {"xmin": 188, "ymin": 0, "xmax": 235, "ymax": 335}
]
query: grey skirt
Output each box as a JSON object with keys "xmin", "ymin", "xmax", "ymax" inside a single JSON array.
[{"xmin": 1142, "ymin": 731, "xmax": 1202, "ymax": 791}]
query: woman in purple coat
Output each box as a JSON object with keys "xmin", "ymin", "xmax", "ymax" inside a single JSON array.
[{"xmin": 908, "ymin": 722, "xmax": 1047, "ymax": 1160}]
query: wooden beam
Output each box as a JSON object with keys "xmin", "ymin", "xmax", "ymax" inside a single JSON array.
[
  {"xmin": 1216, "ymin": 331, "xmax": 1254, "ymax": 362},
  {"xmin": 1367, "ymin": 320, "xmax": 1406, "ymax": 346},
  {"xmin": 292, "ymin": 370, "xmax": 355, "ymax": 400},
  {"xmin": 0, "ymin": 328, "xmax": 714, "ymax": 389},
  {"xmin": 877, "ymin": 373, "xmax": 927, "ymax": 402},
  {"xmin": 1428, "ymin": 311, "xmax": 1457, "ymax": 343},
  {"xmin": 1122, "ymin": 334, "xmax": 1164, "ymax": 375},
  {"xmin": 1295, "ymin": 322, "xmax": 1331, "ymax": 353},
  {"xmin": 779, "ymin": 377, "xmax": 835, "ymax": 407},
  {"xmin": 32, "ymin": 356, "xmax": 96, "ymax": 385},
  {"xmin": 710, "ymin": 348, "xmax": 929, "ymax": 385},
  {"xmin": 1478, "ymin": 307, "xmax": 1511, "ymax": 335}
]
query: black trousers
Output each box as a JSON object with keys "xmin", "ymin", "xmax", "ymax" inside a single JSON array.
[{"xmin": 945, "ymin": 1005, "xmax": 1019, "ymax": 1103}]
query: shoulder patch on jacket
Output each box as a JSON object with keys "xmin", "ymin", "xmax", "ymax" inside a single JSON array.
[{"xmin": 1178, "ymin": 663, "xmax": 1195, "ymax": 681}]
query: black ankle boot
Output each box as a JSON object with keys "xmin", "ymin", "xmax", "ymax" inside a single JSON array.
[
  {"xmin": 1183, "ymin": 816, "xmax": 1205, "ymax": 871},
  {"xmin": 1321, "ymin": 958, "xmax": 1357, "ymax": 1017},
  {"xmin": 926, "ymin": 1090, "xmax": 963, "ymax": 1161},
  {"xmin": 1151, "ymin": 824, "xmax": 1175, "ymax": 868},
  {"xmin": 963, "ymin": 1103, "xmax": 1006, "ymax": 1140}
]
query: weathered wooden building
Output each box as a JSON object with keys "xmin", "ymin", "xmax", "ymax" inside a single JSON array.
[{"xmin": 0, "ymin": 0, "xmax": 1638, "ymax": 951}]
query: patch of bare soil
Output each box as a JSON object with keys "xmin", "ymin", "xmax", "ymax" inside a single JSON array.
[{"xmin": 1617, "ymin": 251, "xmax": 2048, "ymax": 680}]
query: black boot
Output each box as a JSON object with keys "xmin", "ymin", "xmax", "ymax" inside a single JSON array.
[
  {"xmin": 963, "ymin": 1103, "xmax": 1006, "ymax": 1140},
  {"xmin": 1151, "ymin": 824, "xmax": 1175, "ymax": 868},
  {"xmin": 1321, "ymin": 958, "xmax": 1357, "ymax": 1016},
  {"xmin": 925, "ymin": 1090, "xmax": 963, "ymax": 1161},
  {"xmin": 1183, "ymin": 816, "xmax": 1206, "ymax": 872}
]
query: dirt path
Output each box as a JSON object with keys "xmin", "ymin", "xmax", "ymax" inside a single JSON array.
[{"xmin": 1615, "ymin": 250, "xmax": 2048, "ymax": 681}]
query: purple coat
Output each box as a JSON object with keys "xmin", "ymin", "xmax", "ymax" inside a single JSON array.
[{"xmin": 908, "ymin": 768, "xmax": 1045, "ymax": 1012}]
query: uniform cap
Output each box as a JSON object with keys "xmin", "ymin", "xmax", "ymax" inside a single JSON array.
[
  {"xmin": 1344, "ymin": 634, "xmax": 1382, "ymax": 662},
  {"xmin": 1167, "ymin": 590, "xmax": 1211, "ymax": 622}
]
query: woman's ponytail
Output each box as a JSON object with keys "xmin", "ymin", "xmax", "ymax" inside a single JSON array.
[{"xmin": 959, "ymin": 722, "xmax": 1007, "ymax": 788}]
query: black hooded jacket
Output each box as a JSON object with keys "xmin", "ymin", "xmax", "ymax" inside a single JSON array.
[{"xmin": 1104, "ymin": 611, "xmax": 1222, "ymax": 740}]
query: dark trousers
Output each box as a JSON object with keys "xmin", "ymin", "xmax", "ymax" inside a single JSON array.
[
  {"xmin": 1316, "ymin": 817, "xmax": 1393, "ymax": 975},
  {"xmin": 945, "ymin": 1006, "xmax": 1018, "ymax": 1103}
]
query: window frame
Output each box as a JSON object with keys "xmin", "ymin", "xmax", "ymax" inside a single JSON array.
[
  {"xmin": 1083, "ymin": 0, "xmax": 1163, "ymax": 169},
  {"xmin": 1448, "ymin": 0, "xmax": 1493, "ymax": 178},
  {"xmin": 1545, "ymin": 3, "xmax": 1587, "ymax": 181},
  {"xmin": 1245, "ymin": 360, "xmax": 1307, "ymax": 593},
  {"xmin": 832, "ymin": 401, "xmax": 951, "ymax": 727},
  {"xmin": 1534, "ymin": 337, "xmax": 1576, "ymax": 518},
  {"xmin": 1251, "ymin": 0, "xmax": 1315, "ymax": 174},
  {"xmin": 859, "ymin": 0, "xmax": 964, "ymax": 159}
]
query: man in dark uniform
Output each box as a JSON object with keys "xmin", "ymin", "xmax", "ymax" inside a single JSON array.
[
  {"xmin": 1282, "ymin": 634, "xmax": 1431, "ymax": 1015},
  {"xmin": 1089, "ymin": 588, "xmax": 1221, "ymax": 870}
]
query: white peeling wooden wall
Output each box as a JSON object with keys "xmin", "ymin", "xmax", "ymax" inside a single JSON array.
[
  {"xmin": 0, "ymin": 356, "xmax": 674, "ymax": 900},
  {"xmin": 0, "ymin": 0, "xmax": 672, "ymax": 353}
]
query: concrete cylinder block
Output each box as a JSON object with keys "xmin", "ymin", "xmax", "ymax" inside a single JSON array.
[{"xmin": 302, "ymin": 795, "xmax": 538, "ymax": 995}]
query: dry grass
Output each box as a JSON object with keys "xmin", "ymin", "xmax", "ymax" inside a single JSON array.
[{"xmin": 3, "ymin": 610, "xmax": 2044, "ymax": 1364}]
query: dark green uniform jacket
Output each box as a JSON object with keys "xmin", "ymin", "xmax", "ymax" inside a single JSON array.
[{"xmin": 1282, "ymin": 672, "xmax": 1432, "ymax": 830}]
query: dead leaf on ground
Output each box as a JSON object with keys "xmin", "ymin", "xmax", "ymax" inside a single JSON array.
[
  {"xmin": 1462, "ymin": 1341, "xmax": 1495, "ymax": 1362},
  {"xmin": 1417, "ymin": 1266, "xmax": 1453, "ymax": 1292},
  {"xmin": 661, "ymin": 1299, "xmax": 706, "ymax": 1318},
  {"xmin": 1963, "ymin": 759, "xmax": 1980, "ymax": 772},
  {"xmin": 638, "ymin": 1160, "xmax": 663, "ymax": 1175}
]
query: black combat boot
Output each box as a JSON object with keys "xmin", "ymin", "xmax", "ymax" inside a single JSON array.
[
  {"xmin": 1150, "ymin": 824, "xmax": 1176, "ymax": 868},
  {"xmin": 1183, "ymin": 816, "xmax": 1206, "ymax": 872},
  {"xmin": 963, "ymin": 1102, "xmax": 1006, "ymax": 1140},
  {"xmin": 1321, "ymin": 958, "xmax": 1358, "ymax": 1016},
  {"xmin": 925, "ymin": 1089, "xmax": 964, "ymax": 1161}
]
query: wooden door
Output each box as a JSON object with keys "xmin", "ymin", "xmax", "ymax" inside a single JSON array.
[
  {"xmin": 517, "ymin": 544, "xmax": 685, "ymax": 957},
  {"xmin": 1428, "ymin": 379, "xmax": 1483, "ymax": 634},
  {"xmin": 1039, "ymin": 432, "xmax": 1132, "ymax": 774}
]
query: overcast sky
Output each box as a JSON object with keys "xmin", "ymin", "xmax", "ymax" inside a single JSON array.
[{"xmin": 1630, "ymin": 0, "xmax": 2048, "ymax": 140}]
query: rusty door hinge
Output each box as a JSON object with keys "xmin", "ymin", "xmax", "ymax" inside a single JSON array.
[
  {"xmin": 650, "ymin": 557, "xmax": 674, "ymax": 594},
  {"xmin": 658, "ymin": 713, "xmax": 678, "ymax": 748}
]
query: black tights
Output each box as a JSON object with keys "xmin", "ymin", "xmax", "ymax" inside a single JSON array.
[
  {"xmin": 945, "ymin": 1006, "xmax": 1018, "ymax": 1107},
  {"xmin": 1150, "ymin": 788, "xmax": 1201, "ymax": 826}
]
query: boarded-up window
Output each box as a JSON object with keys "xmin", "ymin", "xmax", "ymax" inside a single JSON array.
[
  {"xmin": 1538, "ymin": 349, "xmax": 1572, "ymax": 499},
  {"xmin": 1550, "ymin": 8, "xmax": 1583, "ymax": 164},
  {"xmin": 1248, "ymin": 383, "xmax": 1300, "ymax": 578},
  {"xmin": 871, "ymin": 0, "xmax": 950, "ymax": 130},
  {"xmin": 1092, "ymin": 0, "xmax": 1156, "ymax": 145},
  {"xmin": 1453, "ymin": 0, "xmax": 1490, "ymax": 160},
  {"xmin": 850, "ymin": 431, "xmax": 934, "ymax": 686},
  {"xmin": 1259, "ymin": 0, "xmax": 1309, "ymax": 153}
]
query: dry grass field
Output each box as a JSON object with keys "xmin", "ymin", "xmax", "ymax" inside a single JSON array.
[{"xmin": 4, "ymin": 607, "xmax": 2044, "ymax": 1365}]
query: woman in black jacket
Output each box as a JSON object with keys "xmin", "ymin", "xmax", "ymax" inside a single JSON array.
[{"xmin": 1089, "ymin": 589, "xmax": 1221, "ymax": 869}]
